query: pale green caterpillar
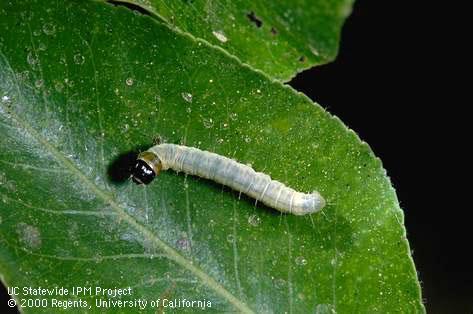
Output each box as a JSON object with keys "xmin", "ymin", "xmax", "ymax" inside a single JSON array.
[{"xmin": 131, "ymin": 144, "xmax": 325, "ymax": 215}]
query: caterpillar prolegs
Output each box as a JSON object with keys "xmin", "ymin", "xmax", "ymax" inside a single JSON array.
[{"xmin": 131, "ymin": 144, "xmax": 325, "ymax": 216}]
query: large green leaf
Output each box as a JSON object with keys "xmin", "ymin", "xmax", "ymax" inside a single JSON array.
[
  {"xmin": 0, "ymin": 0, "xmax": 423, "ymax": 313},
  {"xmin": 116, "ymin": 0, "xmax": 353, "ymax": 81}
]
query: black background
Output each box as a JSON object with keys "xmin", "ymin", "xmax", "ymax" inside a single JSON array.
[{"xmin": 1, "ymin": 0, "xmax": 469, "ymax": 313}]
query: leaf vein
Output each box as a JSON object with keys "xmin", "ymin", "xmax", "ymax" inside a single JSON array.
[{"xmin": 0, "ymin": 74, "xmax": 253, "ymax": 312}]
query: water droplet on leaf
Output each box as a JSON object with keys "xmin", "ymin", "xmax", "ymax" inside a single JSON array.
[
  {"xmin": 203, "ymin": 117, "xmax": 214, "ymax": 129},
  {"xmin": 125, "ymin": 77, "xmax": 134, "ymax": 86},
  {"xmin": 73, "ymin": 53, "xmax": 85, "ymax": 65},
  {"xmin": 181, "ymin": 92, "xmax": 193, "ymax": 103},
  {"xmin": 42, "ymin": 22, "xmax": 56, "ymax": 35},
  {"xmin": 226, "ymin": 234, "xmax": 235, "ymax": 243},
  {"xmin": 35, "ymin": 79, "xmax": 44, "ymax": 88},
  {"xmin": 248, "ymin": 214, "xmax": 261, "ymax": 227},
  {"xmin": 27, "ymin": 52, "xmax": 38, "ymax": 67},
  {"xmin": 295, "ymin": 256, "xmax": 307, "ymax": 266}
]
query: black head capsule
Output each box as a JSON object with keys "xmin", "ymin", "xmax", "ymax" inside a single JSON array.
[{"xmin": 131, "ymin": 151, "xmax": 162, "ymax": 185}]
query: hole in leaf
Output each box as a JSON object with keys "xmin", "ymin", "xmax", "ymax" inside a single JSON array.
[{"xmin": 247, "ymin": 11, "xmax": 263, "ymax": 28}]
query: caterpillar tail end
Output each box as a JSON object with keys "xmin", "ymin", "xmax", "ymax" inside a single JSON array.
[
  {"xmin": 131, "ymin": 151, "xmax": 162, "ymax": 185},
  {"xmin": 313, "ymin": 191, "xmax": 326, "ymax": 213},
  {"xmin": 289, "ymin": 191, "xmax": 326, "ymax": 216}
]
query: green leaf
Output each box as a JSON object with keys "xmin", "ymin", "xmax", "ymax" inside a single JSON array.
[
  {"xmin": 116, "ymin": 0, "xmax": 354, "ymax": 81},
  {"xmin": 0, "ymin": 0, "xmax": 423, "ymax": 313}
]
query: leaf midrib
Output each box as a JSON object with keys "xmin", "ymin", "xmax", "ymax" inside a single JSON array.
[{"xmin": 1, "ymin": 100, "xmax": 254, "ymax": 314}]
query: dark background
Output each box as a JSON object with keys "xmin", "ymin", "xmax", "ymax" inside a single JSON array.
[{"xmin": 2, "ymin": 1, "xmax": 468, "ymax": 313}]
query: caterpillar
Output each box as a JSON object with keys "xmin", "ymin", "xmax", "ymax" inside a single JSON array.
[{"xmin": 131, "ymin": 144, "xmax": 325, "ymax": 215}]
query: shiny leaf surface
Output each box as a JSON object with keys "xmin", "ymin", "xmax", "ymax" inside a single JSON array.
[{"xmin": 0, "ymin": 1, "xmax": 423, "ymax": 313}]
